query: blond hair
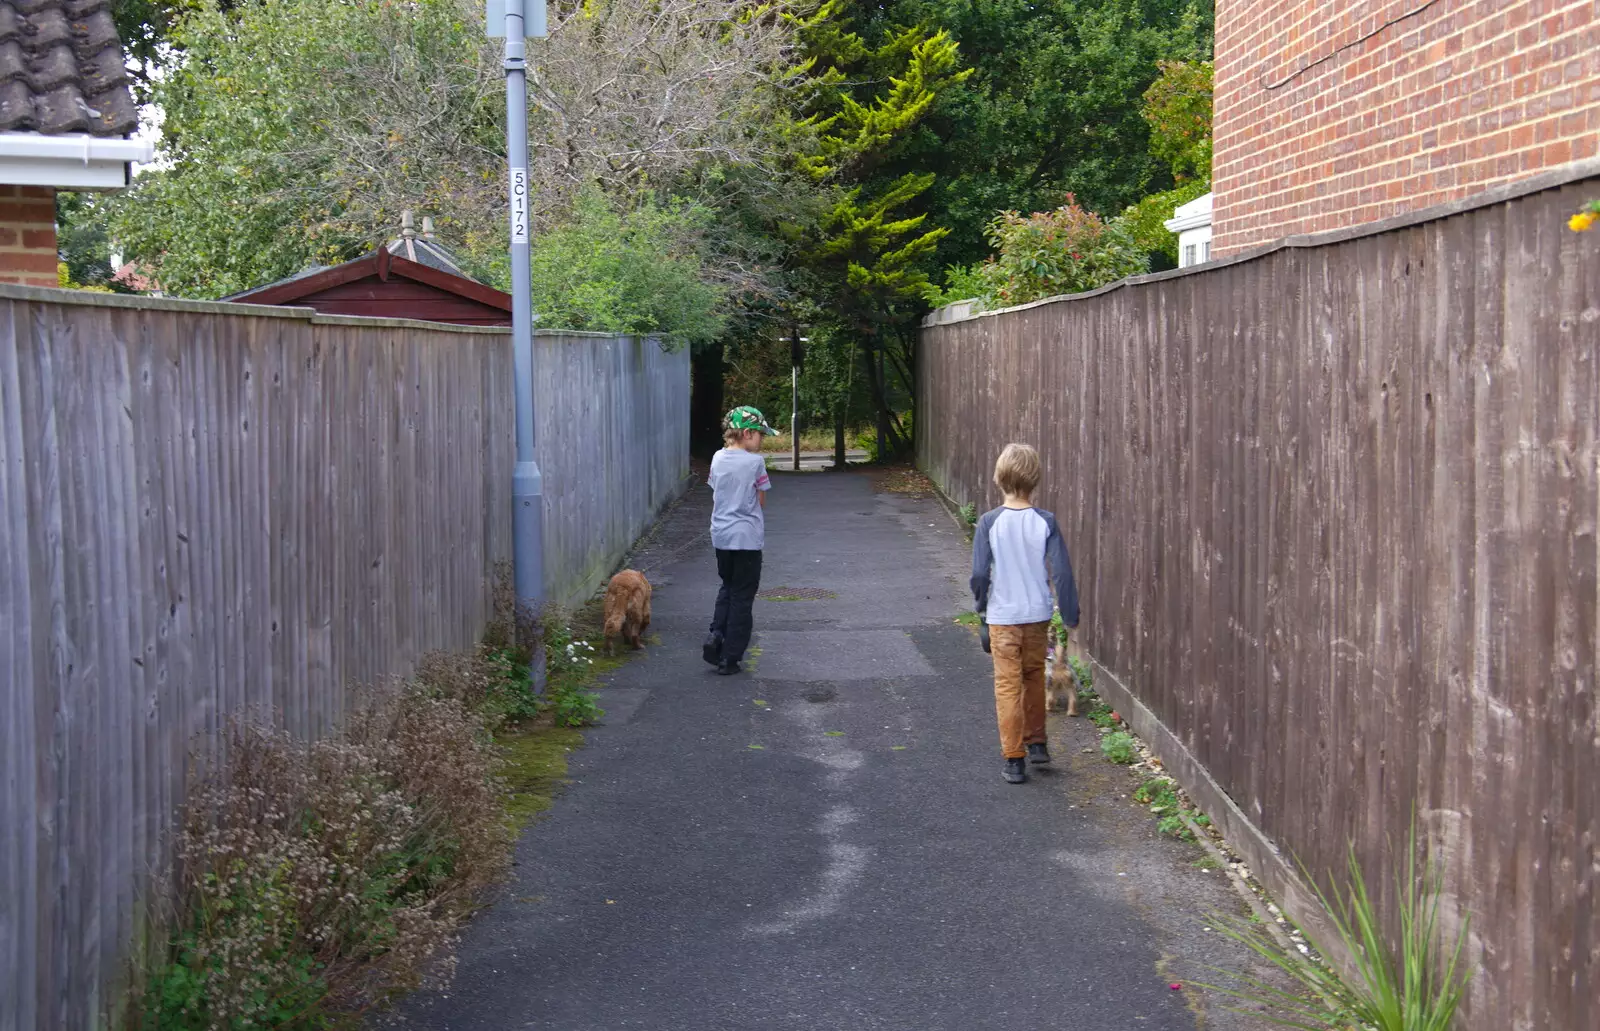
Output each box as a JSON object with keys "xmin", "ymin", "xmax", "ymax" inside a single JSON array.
[{"xmin": 993, "ymin": 442, "xmax": 1041, "ymax": 498}]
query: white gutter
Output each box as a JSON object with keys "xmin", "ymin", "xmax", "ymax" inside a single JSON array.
[
  {"xmin": 1163, "ymin": 190, "xmax": 1213, "ymax": 234},
  {"xmin": 1163, "ymin": 210, "xmax": 1213, "ymax": 233},
  {"xmin": 0, "ymin": 132, "xmax": 156, "ymax": 190}
]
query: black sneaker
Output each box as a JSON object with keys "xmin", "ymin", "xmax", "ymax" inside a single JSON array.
[
  {"xmin": 1003, "ymin": 757, "xmax": 1028, "ymax": 784},
  {"xmin": 715, "ymin": 661, "xmax": 742, "ymax": 676},
  {"xmin": 1027, "ymin": 742, "xmax": 1052, "ymax": 766},
  {"xmin": 702, "ymin": 631, "xmax": 723, "ymax": 666}
]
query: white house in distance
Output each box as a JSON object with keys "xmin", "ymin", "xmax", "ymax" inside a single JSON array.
[{"xmin": 1164, "ymin": 191, "xmax": 1213, "ymax": 269}]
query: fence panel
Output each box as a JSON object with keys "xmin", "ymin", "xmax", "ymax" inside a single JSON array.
[
  {"xmin": 0, "ymin": 291, "xmax": 687, "ymax": 1028},
  {"xmin": 917, "ymin": 173, "xmax": 1600, "ymax": 1029}
]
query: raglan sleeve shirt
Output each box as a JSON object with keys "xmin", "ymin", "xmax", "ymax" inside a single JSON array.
[
  {"xmin": 969, "ymin": 506, "xmax": 1079, "ymax": 628},
  {"xmin": 1041, "ymin": 510, "xmax": 1079, "ymax": 628},
  {"xmin": 969, "ymin": 508, "xmax": 1000, "ymax": 617}
]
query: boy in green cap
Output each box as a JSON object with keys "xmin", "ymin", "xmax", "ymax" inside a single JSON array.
[{"xmin": 702, "ymin": 405, "xmax": 777, "ymax": 675}]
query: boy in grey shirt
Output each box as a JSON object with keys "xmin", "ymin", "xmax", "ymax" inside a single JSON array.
[
  {"xmin": 702, "ymin": 405, "xmax": 776, "ymax": 675},
  {"xmin": 970, "ymin": 443, "xmax": 1079, "ymax": 783}
]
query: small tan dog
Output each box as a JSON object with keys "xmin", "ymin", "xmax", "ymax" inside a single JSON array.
[
  {"xmin": 602, "ymin": 569, "xmax": 652, "ymax": 655},
  {"xmin": 1044, "ymin": 618, "xmax": 1080, "ymax": 716}
]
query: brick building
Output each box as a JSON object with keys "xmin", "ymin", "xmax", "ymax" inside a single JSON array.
[
  {"xmin": 0, "ymin": 1, "xmax": 149, "ymax": 287},
  {"xmin": 1211, "ymin": 0, "xmax": 1600, "ymax": 256}
]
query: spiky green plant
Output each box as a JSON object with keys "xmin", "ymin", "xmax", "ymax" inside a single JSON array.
[{"xmin": 1202, "ymin": 825, "xmax": 1472, "ymax": 1031}]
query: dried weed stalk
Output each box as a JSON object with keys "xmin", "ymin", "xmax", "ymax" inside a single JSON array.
[{"xmin": 129, "ymin": 684, "xmax": 506, "ymax": 1029}]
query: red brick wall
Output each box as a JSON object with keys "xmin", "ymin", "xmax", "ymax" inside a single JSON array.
[
  {"xmin": 0, "ymin": 185, "xmax": 58, "ymax": 288},
  {"xmin": 1213, "ymin": 0, "xmax": 1600, "ymax": 255}
]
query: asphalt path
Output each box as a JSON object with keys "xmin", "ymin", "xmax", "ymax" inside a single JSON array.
[{"xmin": 392, "ymin": 471, "xmax": 1249, "ymax": 1031}]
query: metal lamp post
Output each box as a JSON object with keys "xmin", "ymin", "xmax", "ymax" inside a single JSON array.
[{"xmin": 491, "ymin": 0, "xmax": 548, "ymax": 683}]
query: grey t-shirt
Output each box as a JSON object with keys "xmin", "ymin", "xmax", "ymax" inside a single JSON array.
[{"xmin": 708, "ymin": 447, "xmax": 771, "ymax": 550}]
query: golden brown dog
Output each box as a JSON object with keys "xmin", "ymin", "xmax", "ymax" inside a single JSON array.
[
  {"xmin": 602, "ymin": 569, "xmax": 652, "ymax": 655},
  {"xmin": 1044, "ymin": 619, "xmax": 1079, "ymax": 716}
]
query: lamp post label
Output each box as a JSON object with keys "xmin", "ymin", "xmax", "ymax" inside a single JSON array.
[{"xmin": 511, "ymin": 168, "xmax": 529, "ymax": 243}]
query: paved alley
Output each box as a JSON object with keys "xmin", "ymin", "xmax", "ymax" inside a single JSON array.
[{"xmin": 393, "ymin": 471, "xmax": 1255, "ymax": 1031}]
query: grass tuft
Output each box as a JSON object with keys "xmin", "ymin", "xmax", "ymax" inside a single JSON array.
[{"xmin": 1199, "ymin": 823, "xmax": 1472, "ymax": 1031}]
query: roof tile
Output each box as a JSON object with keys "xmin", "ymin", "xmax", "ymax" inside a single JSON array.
[{"xmin": 0, "ymin": 1, "xmax": 136, "ymax": 137}]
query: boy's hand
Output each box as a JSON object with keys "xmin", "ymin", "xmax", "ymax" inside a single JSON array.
[{"xmin": 979, "ymin": 619, "xmax": 991, "ymax": 654}]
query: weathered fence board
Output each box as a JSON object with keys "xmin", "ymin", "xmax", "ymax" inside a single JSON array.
[
  {"xmin": 0, "ymin": 290, "xmax": 688, "ymax": 1029},
  {"xmin": 918, "ymin": 174, "xmax": 1600, "ymax": 1029},
  {"xmin": 536, "ymin": 330, "xmax": 691, "ymax": 606}
]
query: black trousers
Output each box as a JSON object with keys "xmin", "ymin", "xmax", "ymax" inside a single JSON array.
[{"xmin": 710, "ymin": 549, "xmax": 762, "ymax": 664}]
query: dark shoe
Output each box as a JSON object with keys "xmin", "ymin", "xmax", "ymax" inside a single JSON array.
[
  {"xmin": 702, "ymin": 631, "xmax": 724, "ymax": 666},
  {"xmin": 1003, "ymin": 757, "xmax": 1028, "ymax": 784},
  {"xmin": 715, "ymin": 661, "xmax": 742, "ymax": 676},
  {"xmin": 1027, "ymin": 742, "xmax": 1052, "ymax": 766}
]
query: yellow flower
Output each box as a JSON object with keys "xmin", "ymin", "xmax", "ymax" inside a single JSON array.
[{"xmin": 1570, "ymin": 210, "xmax": 1598, "ymax": 232}]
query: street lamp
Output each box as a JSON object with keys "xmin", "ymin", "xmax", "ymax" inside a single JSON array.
[{"xmin": 491, "ymin": 0, "xmax": 547, "ymax": 683}]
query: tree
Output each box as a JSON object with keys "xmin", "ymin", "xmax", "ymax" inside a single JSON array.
[
  {"xmin": 851, "ymin": 0, "xmax": 1214, "ymax": 270},
  {"xmin": 528, "ymin": 0, "xmax": 799, "ymax": 192},
  {"xmin": 108, "ymin": 0, "xmax": 800, "ymax": 311},
  {"xmin": 777, "ymin": 2, "xmax": 971, "ymax": 461},
  {"xmin": 57, "ymin": 192, "xmax": 127, "ymax": 291},
  {"xmin": 110, "ymin": 0, "xmax": 503, "ymax": 298},
  {"xmin": 1122, "ymin": 58, "xmax": 1213, "ymax": 266},
  {"xmin": 464, "ymin": 188, "xmax": 728, "ymax": 347}
]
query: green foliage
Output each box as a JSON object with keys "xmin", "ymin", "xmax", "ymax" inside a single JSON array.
[
  {"xmin": 1122, "ymin": 176, "xmax": 1211, "ymax": 267},
  {"xmin": 540, "ymin": 618, "xmax": 607, "ymax": 728},
  {"xmin": 787, "ymin": 2, "xmax": 971, "ymax": 181},
  {"xmin": 479, "ymin": 647, "xmax": 543, "ymax": 723},
  {"xmin": 1101, "ymin": 730, "xmax": 1137, "ymax": 764},
  {"xmin": 777, "ymin": 4, "xmax": 973, "ymax": 459},
  {"xmin": 1087, "ymin": 701, "xmax": 1118, "ymax": 730},
  {"xmin": 959, "ymin": 502, "xmax": 977, "ymax": 526},
  {"xmin": 1142, "ymin": 59, "xmax": 1213, "ymax": 182},
  {"xmin": 923, "ymin": 262, "xmax": 989, "ymax": 308},
  {"xmin": 111, "ymin": 0, "xmax": 500, "ymax": 299},
  {"xmin": 57, "ymin": 191, "xmax": 128, "ymax": 291},
  {"xmin": 1135, "ymin": 777, "xmax": 1207, "ymax": 841},
  {"xmin": 1122, "ymin": 58, "xmax": 1213, "ymax": 265},
  {"xmin": 1157, "ymin": 814, "xmax": 1194, "ymax": 840},
  {"xmin": 854, "ymin": 0, "xmax": 1216, "ymax": 271},
  {"xmin": 471, "ymin": 189, "xmax": 727, "ymax": 348},
  {"xmin": 854, "ymin": 410, "xmax": 912, "ymax": 461},
  {"xmin": 1202, "ymin": 826, "xmax": 1472, "ymax": 1031},
  {"xmin": 1134, "ymin": 775, "xmax": 1177, "ymax": 808},
  {"xmin": 978, "ymin": 198, "xmax": 1149, "ymax": 306}
]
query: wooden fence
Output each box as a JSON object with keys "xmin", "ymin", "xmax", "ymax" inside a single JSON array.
[
  {"xmin": 918, "ymin": 165, "xmax": 1599, "ymax": 1029},
  {"xmin": 537, "ymin": 330, "xmax": 690, "ymax": 605},
  {"xmin": 0, "ymin": 288, "xmax": 687, "ymax": 1029}
]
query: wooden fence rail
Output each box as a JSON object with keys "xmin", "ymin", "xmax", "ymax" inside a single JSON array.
[
  {"xmin": 0, "ymin": 288, "xmax": 687, "ymax": 1029},
  {"xmin": 918, "ymin": 167, "xmax": 1599, "ymax": 1029}
]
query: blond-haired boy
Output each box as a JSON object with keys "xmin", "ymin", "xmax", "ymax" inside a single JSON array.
[{"xmin": 970, "ymin": 443, "xmax": 1080, "ymax": 784}]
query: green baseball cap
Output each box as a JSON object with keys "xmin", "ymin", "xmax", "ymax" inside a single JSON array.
[{"xmin": 724, "ymin": 404, "xmax": 779, "ymax": 436}]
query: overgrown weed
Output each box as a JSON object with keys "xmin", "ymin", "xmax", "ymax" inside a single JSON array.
[
  {"xmin": 127, "ymin": 684, "xmax": 504, "ymax": 1029},
  {"xmin": 1201, "ymin": 826, "xmax": 1472, "ymax": 1031},
  {"xmin": 124, "ymin": 570, "xmax": 630, "ymax": 1027}
]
